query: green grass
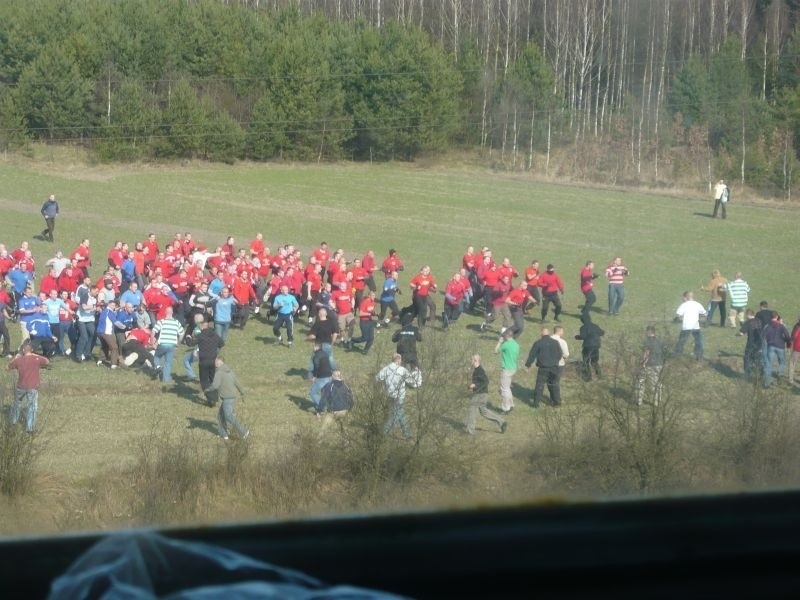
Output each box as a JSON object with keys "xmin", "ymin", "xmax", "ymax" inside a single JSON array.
[{"xmin": 0, "ymin": 150, "xmax": 797, "ymax": 533}]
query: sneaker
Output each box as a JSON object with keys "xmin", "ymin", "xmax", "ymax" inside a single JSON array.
[
  {"xmin": 500, "ymin": 327, "xmax": 507, "ymax": 335},
  {"xmin": 274, "ymin": 337, "xmax": 282, "ymax": 345},
  {"xmin": 253, "ymin": 306, "xmax": 260, "ymax": 314},
  {"xmin": 97, "ymin": 360, "xmax": 103, "ymax": 367},
  {"xmin": 308, "ymin": 317, "xmax": 313, "ymax": 325},
  {"xmin": 65, "ymin": 348, "xmax": 72, "ymax": 356},
  {"xmin": 500, "ymin": 422, "xmax": 508, "ymax": 434},
  {"xmin": 221, "ymin": 435, "xmax": 229, "ymax": 441},
  {"xmin": 79, "ymin": 354, "xmax": 86, "ymax": 362},
  {"xmin": 300, "ymin": 305, "xmax": 308, "ymax": 312},
  {"xmin": 110, "ymin": 364, "xmax": 118, "ymax": 369},
  {"xmin": 144, "ymin": 359, "xmax": 153, "ymax": 369},
  {"xmin": 243, "ymin": 430, "xmax": 250, "ymax": 440},
  {"xmin": 123, "ymin": 353, "xmax": 138, "ymax": 367},
  {"xmin": 479, "ymin": 321, "xmax": 486, "ymax": 331},
  {"xmin": 384, "ymin": 318, "xmax": 390, "ymax": 325},
  {"xmin": 287, "ymin": 341, "xmax": 293, "ymax": 347}
]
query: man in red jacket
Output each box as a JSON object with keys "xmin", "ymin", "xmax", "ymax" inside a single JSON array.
[{"xmin": 538, "ymin": 264, "xmax": 564, "ymax": 322}]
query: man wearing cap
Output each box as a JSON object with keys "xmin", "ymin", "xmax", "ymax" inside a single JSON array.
[
  {"xmin": 538, "ymin": 264, "xmax": 565, "ymax": 322},
  {"xmin": 40, "ymin": 194, "xmax": 59, "ymax": 242}
]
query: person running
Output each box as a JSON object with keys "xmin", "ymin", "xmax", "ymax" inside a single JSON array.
[
  {"xmin": 40, "ymin": 194, "xmax": 59, "ymax": 242},
  {"xmin": 538, "ymin": 264, "xmax": 564, "ymax": 322},
  {"xmin": 377, "ymin": 353, "xmax": 422, "ymax": 439},
  {"xmin": 272, "ymin": 285, "xmax": 299, "ymax": 347},
  {"xmin": 204, "ymin": 355, "xmax": 249, "ymax": 441},
  {"xmin": 465, "ymin": 354, "xmax": 507, "ymax": 435}
]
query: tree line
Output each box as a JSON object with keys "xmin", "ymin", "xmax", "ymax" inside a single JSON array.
[{"xmin": 0, "ymin": 0, "xmax": 798, "ymax": 197}]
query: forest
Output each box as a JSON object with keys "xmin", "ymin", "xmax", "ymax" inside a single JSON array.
[{"xmin": 0, "ymin": 0, "xmax": 798, "ymax": 196}]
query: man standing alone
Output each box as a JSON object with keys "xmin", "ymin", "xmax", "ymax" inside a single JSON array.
[
  {"xmin": 605, "ymin": 257, "xmax": 629, "ymax": 316},
  {"xmin": 7, "ymin": 341, "xmax": 50, "ymax": 434},
  {"xmin": 40, "ymin": 194, "xmax": 59, "ymax": 242}
]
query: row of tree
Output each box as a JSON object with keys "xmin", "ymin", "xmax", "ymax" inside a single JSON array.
[{"xmin": 0, "ymin": 0, "xmax": 798, "ymax": 196}]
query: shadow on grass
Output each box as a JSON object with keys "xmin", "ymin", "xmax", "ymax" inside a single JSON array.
[
  {"xmin": 170, "ymin": 379, "xmax": 208, "ymax": 405},
  {"xmin": 185, "ymin": 416, "xmax": 218, "ymax": 436},
  {"xmin": 254, "ymin": 335, "xmax": 277, "ymax": 346},
  {"xmin": 436, "ymin": 413, "xmax": 466, "ymax": 432},
  {"xmin": 287, "ymin": 393, "xmax": 315, "ymax": 413},
  {"xmin": 511, "ymin": 381, "xmax": 530, "ymax": 405},
  {"xmin": 692, "ymin": 211, "xmax": 716, "ymax": 219},
  {"xmin": 285, "ymin": 367, "xmax": 308, "ymax": 379}
]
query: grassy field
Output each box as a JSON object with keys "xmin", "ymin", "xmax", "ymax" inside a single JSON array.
[{"xmin": 0, "ymin": 149, "xmax": 798, "ymax": 535}]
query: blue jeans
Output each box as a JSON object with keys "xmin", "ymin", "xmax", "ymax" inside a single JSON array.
[
  {"xmin": 384, "ymin": 400, "xmax": 412, "ymax": 439},
  {"xmin": 706, "ymin": 300, "xmax": 726, "ymax": 326},
  {"xmin": 183, "ymin": 349, "xmax": 197, "ymax": 379},
  {"xmin": 608, "ymin": 284, "xmax": 625, "ymax": 315},
  {"xmin": 218, "ymin": 397, "xmax": 247, "ymax": 438},
  {"xmin": 154, "ymin": 344, "xmax": 176, "ymax": 382},
  {"xmin": 310, "ymin": 376, "xmax": 332, "ymax": 411},
  {"xmin": 763, "ymin": 346, "xmax": 786, "ymax": 387},
  {"xmin": 215, "ymin": 321, "xmax": 231, "ymax": 342},
  {"xmin": 307, "ymin": 344, "xmax": 337, "ymax": 376},
  {"xmin": 675, "ymin": 329, "xmax": 704, "ymax": 359},
  {"xmin": 10, "ymin": 388, "xmax": 38, "ymax": 433},
  {"xmin": 76, "ymin": 320, "xmax": 96, "ymax": 359}
]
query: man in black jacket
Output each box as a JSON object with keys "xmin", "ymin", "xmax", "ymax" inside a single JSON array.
[
  {"xmin": 196, "ymin": 318, "xmax": 224, "ymax": 406},
  {"xmin": 466, "ymin": 354, "xmax": 507, "ymax": 435},
  {"xmin": 392, "ymin": 314, "xmax": 422, "ymax": 367},
  {"xmin": 525, "ymin": 327, "xmax": 563, "ymax": 407},
  {"xmin": 575, "ymin": 314, "xmax": 605, "ymax": 381}
]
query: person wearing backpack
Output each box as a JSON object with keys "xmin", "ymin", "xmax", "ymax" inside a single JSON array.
[{"xmin": 318, "ymin": 370, "xmax": 354, "ymax": 439}]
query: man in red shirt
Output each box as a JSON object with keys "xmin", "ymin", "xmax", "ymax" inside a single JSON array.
[
  {"xmin": 381, "ymin": 249, "xmax": 404, "ymax": 277},
  {"xmin": 409, "ymin": 265, "xmax": 437, "ymax": 328},
  {"xmin": 7, "ymin": 341, "xmax": 50, "ymax": 433},
  {"xmin": 330, "ymin": 282, "xmax": 356, "ymax": 346},
  {"xmin": 443, "ymin": 272, "xmax": 466, "ymax": 329},
  {"xmin": 580, "ymin": 260, "xmax": 599, "ymax": 319},
  {"xmin": 524, "ymin": 260, "xmax": 542, "ymax": 312},
  {"xmin": 505, "ymin": 281, "xmax": 534, "ymax": 337},
  {"xmin": 349, "ymin": 258, "xmax": 369, "ymax": 308},
  {"xmin": 312, "ymin": 242, "xmax": 331, "ymax": 280},
  {"xmin": 231, "ymin": 271, "xmax": 256, "ymax": 328},
  {"xmin": 71, "ymin": 239, "xmax": 91, "ymax": 278},
  {"xmin": 350, "ymin": 290, "xmax": 377, "ymax": 354},
  {"xmin": 538, "ymin": 264, "xmax": 565, "ymax": 322},
  {"xmin": 249, "ymin": 233, "xmax": 264, "ymax": 257},
  {"xmin": 362, "ymin": 250, "xmax": 379, "ymax": 293},
  {"xmin": 481, "ymin": 275, "xmax": 512, "ymax": 332}
]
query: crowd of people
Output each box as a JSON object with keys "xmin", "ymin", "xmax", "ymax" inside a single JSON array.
[{"xmin": 2, "ymin": 197, "xmax": 798, "ymax": 437}]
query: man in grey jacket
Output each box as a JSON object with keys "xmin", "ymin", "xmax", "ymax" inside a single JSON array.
[{"xmin": 204, "ymin": 355, "xmax": 248, "ymax": 440}]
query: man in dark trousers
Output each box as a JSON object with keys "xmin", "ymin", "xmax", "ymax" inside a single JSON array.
[
  {"xmin": 574, "ymin": 314, "xmax": 605, "ymax": 381},
  {"xmin": 40, "ymin": 194, "xmax": 59, "ymax": 242},
  {"xmin": 525, "ymin": 326, "xmax": 563, "ymax": 408},
  {"xmin": 392, "ymin": 314, "xmax": 422, "ymax": 367},
  {"xmin": 196, "ymin": 318, "xmax": 225, "ymax": 406}
]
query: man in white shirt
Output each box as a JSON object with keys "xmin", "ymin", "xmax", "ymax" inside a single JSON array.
[
  {"xmin": 377, "ymin": 353, "xmax": 422, "ymax": 439},
  {"xmin": 675, "ymin": 291, "xmax": 707, "ymax": 360}
]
